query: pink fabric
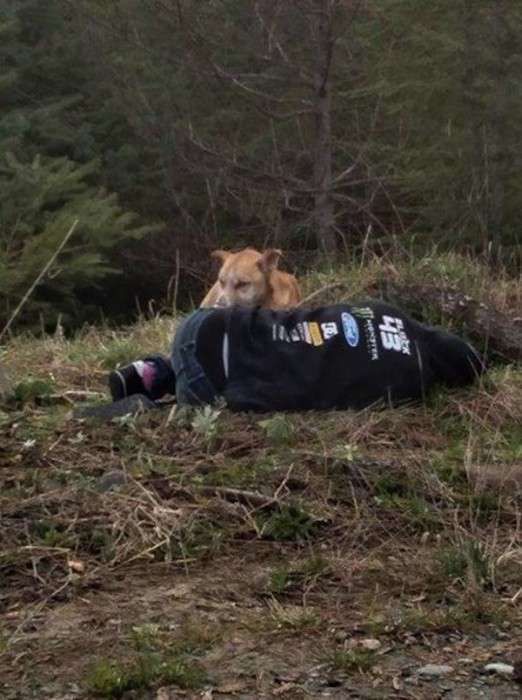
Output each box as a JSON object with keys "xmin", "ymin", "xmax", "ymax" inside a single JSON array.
[{"xmin": 141, "ymin": 361, "xmax": 156, "ymax": 392}]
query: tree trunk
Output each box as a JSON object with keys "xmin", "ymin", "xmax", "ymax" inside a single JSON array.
[
  {"xmin": 0, "ymin": 363, "xmax": 13, "ymax": 400},
  {"xmin": 312, "ymin": 0, "xmax": 337, "ymax": 255},
  {"xmin": 487, "ymin": 1, "xmax": 511, "ymax": 256},
  {"xmin": 380, "ymin": 282, "xmax": 522, "ymax": 362}
]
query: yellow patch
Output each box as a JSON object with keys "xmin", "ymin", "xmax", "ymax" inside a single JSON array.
[{"xmin": 308, "ymin": 322, "xmax": 323, "ymax": 346}]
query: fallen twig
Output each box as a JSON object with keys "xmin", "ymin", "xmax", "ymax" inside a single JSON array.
[
  {"xmin": 197, "ymin": 485, "xmax": 276, "ymax": 508},
  {"xmin": 0, "ymin": 219, "xmax": 79, "ymax": 341},
  {"xmin": 297, "ymin": 282, "xmax": 346, "ymax": 307}
]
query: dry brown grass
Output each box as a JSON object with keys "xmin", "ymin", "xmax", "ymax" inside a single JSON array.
[{"xmin": 1, "ymin": 252, "xmax": 521, "ymax": 698}]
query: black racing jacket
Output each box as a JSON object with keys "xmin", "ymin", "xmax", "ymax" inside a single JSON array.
[{"xmin": 217, "ymin": 301, "xmax": 484, "ymax": 412}]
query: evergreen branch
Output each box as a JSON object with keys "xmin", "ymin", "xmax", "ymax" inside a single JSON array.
[{"xmin": 0, "ymin": 220, "xmax": 79, "ymax": 342}]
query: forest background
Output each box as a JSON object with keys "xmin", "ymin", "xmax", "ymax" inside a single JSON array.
[{"xmin": 1, "ymin": 0, "xmax": 521, "ymax": 332}]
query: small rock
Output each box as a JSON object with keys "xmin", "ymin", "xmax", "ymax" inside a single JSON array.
[
  {"xmin": 458, "ymin": 657, "xmax": 474, "ymax": 664},
  {"xmin": 483, "ymin": 662, "xmax": 514, "ymax": 677},
  {"xmin": 513, "ymin": 656, "xmax": 522, "ymax": 682},
  {"xmin": 417, "ymin": 664, "xmax": 454, "ymax": 678},
  {"xmin": 97, "ymin": 469, "xmax": 127, "ymax": 492},
  {"xmin": 67, "ymin": 559, "xmax": 85, "ymax": 574},
  {"xmin": 359, "ymin": 638, "xmax": 381, "ymax": 651}
]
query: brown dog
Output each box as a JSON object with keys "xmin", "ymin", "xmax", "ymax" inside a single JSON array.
[{"xmin": 200, "ymin": 247, "xmax": 301, "ymax": 309}]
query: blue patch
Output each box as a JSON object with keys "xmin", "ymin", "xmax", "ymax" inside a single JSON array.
[{"xmin": 341, "ymin": 312, "xmax": 359, "ymax": 347}]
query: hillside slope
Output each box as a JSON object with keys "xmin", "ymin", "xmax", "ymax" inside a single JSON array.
[{"xmin": 1, "ymin": 254, "xmax": 521, "ymax": 699}]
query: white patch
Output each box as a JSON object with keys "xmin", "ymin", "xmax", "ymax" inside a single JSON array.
[
  {"xmin": 378, "ymin": 315, "xmax": 411, "ymax": 355},
  {"xmin": 364, "ymin": 320, "xmax": 379, "ymax": 360},
  {"xmin": 222, "ymin": 333, "xmax": 229, "ymax": 378},
  {"xmin": 132, "ymin": 360, "xmax": 147, "ymax": 377},
  {"xmin": 320, "ymin": 322, "xmax": 338, "ymax": 340}
]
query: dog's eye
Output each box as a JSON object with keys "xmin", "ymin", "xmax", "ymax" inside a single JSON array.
[
  {"xmin": 219, "ymin": 277, "xmax": 226, "ymax": 287},
  {"xmin": 235, "ymin": 280, "xmax": 250, "ymax": 290}
]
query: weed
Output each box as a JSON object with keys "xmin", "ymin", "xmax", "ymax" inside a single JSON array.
[
  {"xmin": 267, "ymin": 599, "xmax": 320, "ymax": 631},
  {"xmin": 466, "ymin": 492, "xmax": 501, "ymax": 523},
  {"xmin": 85, "ymin": 654, "xmax": 206, "ymax": 697},
  {"xmin": 259, "ymin": 414, "xmax": 295, "ymax": 446},
  {"xmin": 169, "ymin": 621, "xmax": 222, "ymax": 656},
  {"xmin": 436, "ymin": 541, "xmax": 494, "ymax": 589},
  {"xmin": 329, "ymin": 648, "xmax": 377, "ymax": 674},
  {"xmin": 374, "ymin": 472, "xmax": 409, "ymax": 498},
  {"xmin": 267, "ymin": 556, "xmax": 331, "ymax": 595},
  {"xmin": 85, "ymin": 621, "xmax": 209, "ymax": 697},
  {"xmin": 98, "ymin": 338, "xmax": 141, "ymax": 370},
  {"xmin": 331, "ymin": 442, "xmax": 360, "ymax": 464},
  {"xmin": 31, "ymin": 520, "xmax": 73, "ymax": 548},
  {"xmin": 396, "ymin": 597, "xmax": 506, "ymax": 635},
  {"xmin": 201, "ymin": 454, "xmax": 274, "ymax": 489},
  {"xmin": 131, "ymin": 623, "xmax": 162, "ymax": 651},
  {"xmin": 258, "ymin": 504, "xmax": 318, "ymax": 541},
  {"xmin": 431, "ymin": 446, "xmax": 468, "ymax": 487},
  {"xmin": 85, "ymin": 660, "xmax": 129, "ymax": 698},
  {"xmin": 191, "ymin": 404, "xmax": 222, "ymax": 445},
  {"xmin": 88, "ymin": 529, "xmax": 116, "ymax": 561},
  {"xmin": 173, "ymin": 517, "xmax": 225, "ymax": 560},
  {"xmin": 12, "ymin": 377, "xmax": 56, "ymax": 404}
]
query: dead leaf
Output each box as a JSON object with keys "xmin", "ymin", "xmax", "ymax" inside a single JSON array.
[
  {"xmin": 273, "ymin": 683, "xmax": 298, "ymax": 696},
  {"xmin": 156, "ymin": 689, "xmax": 171, "ymax": 700},
  {"xmin": 67, "ymin": 559, "xmax": 85, "ymax": 574},
  {"xmin": 216, "ymin": 680, "xmax": 248, "ymax": 693},
  {"xmin": 166, "ymin": 583, "xmax": 191, "ymax": 598}
]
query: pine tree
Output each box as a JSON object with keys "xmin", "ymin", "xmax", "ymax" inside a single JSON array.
[
  {"xmin": 0, "ymin": 1, "xmax": 161, "ymax": 330},
  {"xmin": 0, "ymin": 151, "xmax": 158, "ymax": 330}
]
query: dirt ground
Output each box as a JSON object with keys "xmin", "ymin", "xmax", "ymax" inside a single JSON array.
[{"xmin": 1, "ymin": 302, "xmax": 522, "ymax": 699}]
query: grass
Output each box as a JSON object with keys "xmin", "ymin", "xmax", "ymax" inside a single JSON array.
[
  {"xmin": 85, "ymin": 620, "xmax": 215, "ymax": 697},
  {"xmin": 267, "ymin": 555, "xmax": 331, "ymax": 595},
  {"xmin": 329, "ymin": 648, "xmax": 378, "ymax": 674},
  {"xmin": 86, "ymin": 653, "xmax": 206, "ymax": 697},
  {"xmin": 257, "ymin": 503, "xmax": 320, "ymax": 541},
  {"xmin": 435, "ymin": 541, "xmax": 495, "ymax": 590},
  {"xmin": 0, "ymin": 250, "xmax": 521, "ymax": 697},
  {"xmin": 266, "ymin": 599, "xmax": 321, "ymax": 632}
]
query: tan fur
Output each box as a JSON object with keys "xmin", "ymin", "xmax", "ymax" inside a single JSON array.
[{"xmin": 200, "ymin": 247, "xmax": 301, "ymax": 309}]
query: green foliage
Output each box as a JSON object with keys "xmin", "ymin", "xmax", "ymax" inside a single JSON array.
[
  {"xmin": 85, "ymin": 621, "xmax": 208, "ymax": 697},
  {"xmin": 85, "ymin": 655, "xmax": 206, "ymax": 698},
  {"xmin": 2, "ymin": 0, "xmax": 522, "ymax": 332},
  {"xmin": 258, "ymin": 504, "xmax": 318, "ymax": 541},
  {"xmin": 436, "ymin": 541, "xmax": 494, "ymax": 590},
  {"xmin": 330, "ymin": 648, "xmax": 377, "ymax": 674},
  {"xmin": 267, "ymin": 600, "xmax": 320, "ymax": 631},
  {"xmin": 258, "ymin": 414, "xmax": 296, "ymax": 446},
  {"xmin": 0, "ymin": 151, "xmax": 158, "ymax": 330},
  {"xmin": 267, "ymin": 556, "xmax": 331, "ymax": 595},
  {"xmin": 12, "ymin": 376, "xmax": 55, "ymax": 404},
  {"xmin": 98, "ymin": 338, "xmax": 143, "ymax": 370},
  {"xmin": 191, "ymin": 404, "xmax": 223, "ymax": 445}
]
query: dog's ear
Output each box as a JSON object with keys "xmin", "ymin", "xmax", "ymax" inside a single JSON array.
[
  {"xmin": 210, "ymin": 249, "xmax": 230, "ymax": 264},
  {"xmin": 258, "ymin": 248, "xmax": 282, "ymax": 272}
]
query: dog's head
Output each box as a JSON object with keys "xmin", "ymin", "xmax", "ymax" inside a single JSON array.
[{"xmin": 210, "ymin": 247, "xmax": 282, "ymax": 307}]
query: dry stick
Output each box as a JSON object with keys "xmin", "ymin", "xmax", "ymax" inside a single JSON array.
[
  {"xmin": 297, "ymin": 282, "xmax": 346, "ymax": 307},
  {"xmin": 0, "ymin": 219, "xmax": 79, "ymax": 342}
]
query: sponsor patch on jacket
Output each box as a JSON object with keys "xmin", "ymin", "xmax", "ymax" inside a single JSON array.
[
  {"xmin": 320, "ymin": 322, "xmax": 338, "ymax": 340},
  {"xmin": 308, "ymin": 322, "xmax": 323, "ymax": 346},
  {"xmin": 363, "ymin": 319, "xmax": 379, "ymax": 360},
  {"xmin": 378, "ymin": 315, "xmax": 411, "ymax": 355},
  {"xmin": 351, "ymin": 306, "xmax": 375, "ymax": 320},
  {"xmin": 341, "ymin": 312, "xmax": 359, "ymax": 347},
  {"xmin": 272, "ymin": 321, "xmax": 337, "ymax": 345}
]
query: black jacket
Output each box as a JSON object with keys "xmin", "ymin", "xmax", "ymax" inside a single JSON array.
[{"xmin": 218, "ymin": 301, "xmax": 484, "ymax": 412}]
